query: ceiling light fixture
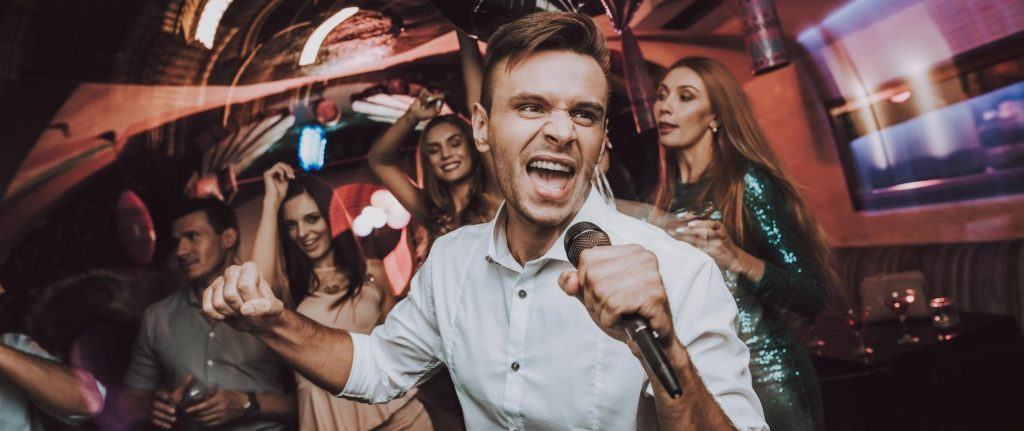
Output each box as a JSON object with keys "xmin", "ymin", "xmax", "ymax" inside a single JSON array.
[
  {"xmin": 195, "ymin": 0, "xmax": 235, "ymax": 49},
  {"xmin": 299, "ymin": 6, "xmax": 360, "ymax": 66}
]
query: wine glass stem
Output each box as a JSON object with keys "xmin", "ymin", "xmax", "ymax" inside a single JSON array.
[{"xmin": 898, "ymin": 315, "xmax": 910, "ymax": 336}]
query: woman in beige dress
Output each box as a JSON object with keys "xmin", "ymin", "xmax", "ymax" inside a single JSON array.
[{"xmin": 252, "ymin": 163, "xmax": 432, "ymax": 430}]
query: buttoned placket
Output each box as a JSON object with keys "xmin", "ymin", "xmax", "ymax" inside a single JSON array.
[
  {"xmin": 203, "ymin": 319, "xmax": 219, "ymax": 383},
  {"xmin": 503, "ymin": 258, "xmax": 539, "ymax": 431}
]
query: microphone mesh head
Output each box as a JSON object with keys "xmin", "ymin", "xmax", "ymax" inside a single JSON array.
[{"xmin": 564, "ymin": 222, "xmax": 611, "ymax": 268}]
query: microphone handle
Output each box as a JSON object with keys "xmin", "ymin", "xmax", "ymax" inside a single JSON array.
[{"xmin": 625, "ymin": 317, "xmax": 683, "ymax": 398}]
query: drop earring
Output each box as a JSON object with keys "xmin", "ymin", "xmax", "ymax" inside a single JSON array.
[{"xmin": 592, "ymin": 139, "xmax": 616, "ymax": 208}]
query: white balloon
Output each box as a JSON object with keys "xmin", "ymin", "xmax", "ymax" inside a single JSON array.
[
  {"xmin": 386, "ymin": 206, "xmax": 411, "ymax": 229},
  {"xmin": 363, "ymin": 206, "xmax": 387, "ymax": 229},
  {"xmin": 370, "ymin": 189, "xmax": 399, "ymax": 211},
  {"xmin": 352, "ymin": 215, "xmax": 373, "ymax": 237}
]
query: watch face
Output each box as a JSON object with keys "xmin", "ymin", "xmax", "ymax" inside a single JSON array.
[{"xmin": 245, "ymin": 393, "xmax": 260, "ymax": 417}]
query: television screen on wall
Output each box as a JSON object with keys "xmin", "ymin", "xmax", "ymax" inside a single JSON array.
[{"xmin": 798, "ymin": 0, "xmax": 1024, "ymax": 211}]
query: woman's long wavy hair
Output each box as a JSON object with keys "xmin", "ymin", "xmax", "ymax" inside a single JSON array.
[
  {"xmin": 650, "ymin": 56, "xmax": 836, "ymax": 286},
  {"xmin": 278, "ymin": 175, "xmax": 366, "ymax": 306},
  {"xmin": 417, "ymin": 114, "xmax": 497, "ymax": 236}
]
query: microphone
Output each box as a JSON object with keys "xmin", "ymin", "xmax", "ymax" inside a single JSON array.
[{"xmin": 564, "ymin": 222, "xmax": 683, "ymax": 399}]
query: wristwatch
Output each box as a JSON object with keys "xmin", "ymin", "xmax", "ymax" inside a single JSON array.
[{"xmin": 242, "ymin": 392, "xmax": 260, "ymax": 419}]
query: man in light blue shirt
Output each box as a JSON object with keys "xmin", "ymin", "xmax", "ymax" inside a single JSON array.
[{"xmin": 0, "ymin": 281, "xmax": 106, "ymax": 430}]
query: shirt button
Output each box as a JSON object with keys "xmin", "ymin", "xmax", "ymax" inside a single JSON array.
[
  {"xmin": 517, "ymin": 290, "xmax": 527, "ymax": 299},
  {"xmin": 208, "ymin": 331, "xmax": 215, "ymax": 338},
  {"xmin": 206, "ymin": 360, "xmax": 214, "ymax": 367},
  {"xmin": 511, "ymin": 361, "xmax": 520, "ymax": 371}
]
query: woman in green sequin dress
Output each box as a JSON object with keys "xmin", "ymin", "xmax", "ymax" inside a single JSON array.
[{"xmin": 649, "ymin": 57, "xmax": 834, "ymax": 431}]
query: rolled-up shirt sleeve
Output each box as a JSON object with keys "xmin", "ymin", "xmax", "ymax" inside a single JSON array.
[
  {"xmin": 3, "ymin": 333, "xmax": 108, "ymax": 425},
  {"xmin": 338, "ymin": 254, "xmax": 445, "ymax": 404},
  {"xmin": 656, "ymin": 251, "xmax": 768, "ymax": 431}
]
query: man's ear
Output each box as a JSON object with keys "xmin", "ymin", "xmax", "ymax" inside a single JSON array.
[
  {"xmin": 221, "ymin": 227, "xmax": 239, "ymax": 251},
  {"xmin": 471, "ymin": 102, "xmax": 490, "ymax": 154}
]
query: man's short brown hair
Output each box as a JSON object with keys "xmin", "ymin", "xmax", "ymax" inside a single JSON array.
[{"xmin": 480, "ymin": 12, "xmax": 611, "ymax": 112}]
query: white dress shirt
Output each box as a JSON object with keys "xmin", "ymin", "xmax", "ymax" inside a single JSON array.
[{"xmin": 341, "ymin": 188, "xmax": 767, "ymax": 430}]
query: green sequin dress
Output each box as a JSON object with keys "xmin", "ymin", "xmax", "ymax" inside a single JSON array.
[{"xmin": 669, "ymin": 166, "xmax": 825, "ymax": 431}]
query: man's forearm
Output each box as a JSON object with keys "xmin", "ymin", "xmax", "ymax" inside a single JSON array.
[
  {"xmin": 250, "ymin": 310, "xmax": 354, "ymax": 394},
  {"xmin": 0, "ymin": 344, "xmax": 104, "ymax": 417},
  {"xmin": 255, "ymin": 392, "xmax": 296, "ymax": 421},
  {"xmin": 652, "ymin": 340, "xmax": 736, "ymax": 430}
]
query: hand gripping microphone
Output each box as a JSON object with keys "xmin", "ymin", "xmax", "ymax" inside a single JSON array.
[{"xmin": 564, "ymin": 222, "xmax": 683, "ymax": 398}]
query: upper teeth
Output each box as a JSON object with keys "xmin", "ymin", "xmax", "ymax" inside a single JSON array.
[{"xmin": 529, "ymin": 160, "xmax": 571, "ymax": 173}]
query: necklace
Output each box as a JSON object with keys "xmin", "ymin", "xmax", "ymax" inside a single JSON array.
[{"xmin": 314, "ymin": 267, "xmax": 346, "ymax": 294}]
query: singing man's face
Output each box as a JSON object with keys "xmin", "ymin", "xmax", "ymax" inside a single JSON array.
[{"xmin": 474, "ymin": 50, "xmax": 608, "ymax": 228}]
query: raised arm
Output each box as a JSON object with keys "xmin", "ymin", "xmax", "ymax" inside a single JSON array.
[
  {"xmin": 457, "ymin": 30, "xmax": 500, "ymax": 198},
  {"xmin": 0, "ymin": 336, "xmax": 104, "ymax": 420},
  {"xmin": 252, "ymin": 163, "xmax": 294, "ymax": 300},
  {"xmin": 367, "ymin": 93, "xmax": 443, "ymax": 223},
  {"xmin": 458, "ymin": 30, "xmax": 483, "ymax": 109}
]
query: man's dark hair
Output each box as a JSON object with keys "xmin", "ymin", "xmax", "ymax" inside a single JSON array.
[
  {"xmin": 168, "ymin": 198, "xmax": 239, "ymax": 249},
  {"xmin": 480, "ymin": 11, "xmax": 611, "ymax": 112}
]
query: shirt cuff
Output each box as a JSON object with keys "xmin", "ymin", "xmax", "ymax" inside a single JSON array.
[
  {"xmin": 48, "ymin": 378, "xmax": 108, "ymax": 424},
  {"xmin": 335, "ymin": 332, "xmax": 373, "ymax": 402}
]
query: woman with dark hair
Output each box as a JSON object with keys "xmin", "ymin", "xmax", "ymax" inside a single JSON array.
[
  {"xmin": 649, "ymin": 56, "xmax": 833, "ymax": 431},
  {"xmin": 251, "ymin": 163, "xmax": 432, "ymax": 430}
]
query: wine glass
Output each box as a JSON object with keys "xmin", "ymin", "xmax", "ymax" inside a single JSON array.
[
  {"xmin": 674, "ymin": 201, "xmax": 718, "ymax": 223},
  {"xmin": 883, "ymin": 288, "xmax": 920, "ymax": 345},
  {"xmin": 804, "ymin": 322, "xmax": 827, "ymax": 352},
  {"xmin": 846, "ymin": 306, "xmax": 874, "ymax": 359},
  {"xmin": 663, "ymin": 201, "xmax": 720, "ymax": 245},
  {"xmin": 929, "ymin": 297, "xmax": 961, "ymax": 341}
]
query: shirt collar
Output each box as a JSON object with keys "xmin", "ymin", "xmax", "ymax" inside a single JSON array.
[
  {"xmin": 185, "ymin": 286, "xmax": 202, "ymax": 307},
  {"xmin": 485, "ymin": 187, "xmax": 613, "ymax": 271}
]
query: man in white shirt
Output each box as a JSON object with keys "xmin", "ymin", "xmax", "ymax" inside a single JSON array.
[{"xmin": 201, "ymin": 11, "xmax": 767, "ymax": 430}]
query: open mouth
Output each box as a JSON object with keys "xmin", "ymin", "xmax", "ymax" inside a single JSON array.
[
  {"xmin": 657, "ymin": 121, "xmax": 678, "ymax": 135},
  {"xmin": 526, "ymin": 157, "xmax": 577, "ymax": 200},
  {"xmin": 441, "ymin": 161, "xmax": 461, "ymax": 173}
]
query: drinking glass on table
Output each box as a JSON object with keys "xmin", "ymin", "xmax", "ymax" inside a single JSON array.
[
  {"xmin": 846, "ymin": 306, "xmax": 874, "ymax": 358},
  {"xmin": 884, "ymin": 288, "xmax": 920, "ymax": 345},
  {"xmin": 804, "ymin": 321, "xmax": 827, "ymax": 352},
  {"xmin": 929, "ymin": 297, "xmax": 961, "ymax": 341}
]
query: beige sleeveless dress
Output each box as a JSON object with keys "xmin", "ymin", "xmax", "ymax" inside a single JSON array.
[{"xmin": 295, "ymin": 268, "xmax": 433, "ymax": 430}]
